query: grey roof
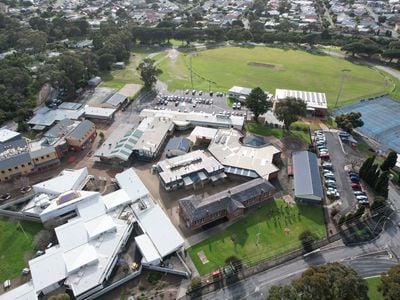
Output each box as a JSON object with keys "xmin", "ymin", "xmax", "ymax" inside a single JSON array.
[
  {"xmin": 292, "ymin": 151, "xmax": 323, "ymax": 200},
  {"xmin": 44, "ymin": 119, "xmax": 75, "ymax": 138},
  {"xmin": 105, "ymin": 93, "xmax": 127, "ymax": 107},
  {"xmin": 165, "ymin": 137, "xmax": 191, "ymax": 153},
  {"xmin": 66, "ymin": 120, "xmax": 95, "ymax": 141},
  {"xmin": 0, "ymin": 152, "xmax": 31, "ymax": 170},
  {"xmin": 30, "ymin": 146, "xmax": 56, "ymax": 159},
  {"xmin": 179, "ymin": 178, "xmax": 275, "ymax": 223}
]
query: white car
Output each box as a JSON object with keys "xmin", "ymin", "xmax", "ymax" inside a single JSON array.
[
  {"xmin": 356, "ymin": 195, "xmax": 368, "ymax": 201},
  {"xmin": 325, "ymin": 179, "xmax": 336, "ymax": 184},
  {"xmin": 353, "ymin": 191, "xmax": 366, "ymax": 196},
  {"xmin": 323, "ymin": 171, "xmax": 334, "ymax": 176}
]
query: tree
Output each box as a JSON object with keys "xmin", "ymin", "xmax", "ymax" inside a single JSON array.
[
  {"xmin": 359, "ymin": 156, "xmax": 375, "ymax": 179},
  {"xmin": 137, "ymin": 59, "xmax": 162, "ymax": 89},
  {"xmin": 382, "ymin": 49, "xmax": 400, "ymax": 63},
  {"xmin": 267, "ymin": 263, "xmax": 368, "ymax": 300},
  {"xmin": 375, "ymin": 171, "xmax": 390, "ymax": 198},
  {"xmin": 244, "ymin": 87, "xmax": 272, "ymax": 121},
  {"xmin": 379, "ymin": 264, "xmax": 400, "ymax": 300},
  {"xmin": 335, "ymin": 112, "xmax": 364, "ymax": 133},
  {"xmin": 298, "ymin": 230, "xmax": 318, "ymax": 252},
  {"xmin": 381, "ymin": 151, "xmax": 398, "ymax": 171},
  {"xmin": 275, "ymin": 97, "xmax": 307, "ymax": 130},
  {"xmin": 98, "ymin": 53, "xmax": 116, "ymax": 71},
  {"xmin": 378, "ymin": 15, "xmax": 387, "ymax": 24}
]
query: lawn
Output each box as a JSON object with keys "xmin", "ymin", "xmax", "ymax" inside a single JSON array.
[
  {"xmin": 101, "ymin": 51, "xmax": 152, "ymax": 90},
  {"xmin": 188, "ymin": 199, "xmax": 326, "ymax": 275},
  {"xmin": 245, "ymin": 122, "xmax": 311, "ymax": 144},
  {"xmin": 366, "ymin": 276, "xmax": 383, "ymax": 300},
  {"xmin": 0, "ymin": 220, "xmax": 42, "ymax": 282},
  {"xmin": 157, "ymin": 46, "xmax": 394, "ymax": 108}
]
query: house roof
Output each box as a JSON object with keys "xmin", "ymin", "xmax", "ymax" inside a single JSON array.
[
  {"xmin": 179, "ymin": 178, "xmax": 275, "ymax": 223},
  {"xmin": 104, "ymin": 93, "xmax": 127, "ymax": 107},
  {"xmin": 292, "ymin": 151, "xmax": 323, "ymax": 200},
  {"xmin": 66, "ymin": 120, "xmax": 95, "ymax": 141}
]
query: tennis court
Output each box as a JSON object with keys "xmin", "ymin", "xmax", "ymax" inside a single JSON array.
[{"xmin": 332, "ymin": 97, "xmax": 400, "ymax": 152}]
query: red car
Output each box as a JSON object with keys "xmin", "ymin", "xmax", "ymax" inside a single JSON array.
[{"xmin": 351, "ymin": 183, "xmax": 361, "ymax": 189}]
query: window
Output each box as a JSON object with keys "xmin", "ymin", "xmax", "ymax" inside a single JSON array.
[
  {"xmin": 1, "ymin": 170, "xmax": 4, "ymax": 174},
  {"xmin": 46, "ymin": 155, "xmax": 50, "ymax": 158},
  {"xmin": 4, "ymin": 177, "xmax": 8, "ymax": 180},
  {"xmin": 41, "ymin": 156, "xmax": 44, "ymax": 159},
  {"xmin": 28, "ymin": 162, "xmax": 31, "ymax": 165},
  {"xmin": 8, "ymin": 168, "xmax": 11, "ymax": 172},
  {"xmin": 14, "ymin": 166, "xmax": 18, "ymax": 170},
  {"xmin": 21, "ymin": 164, "xmax": 25, "ymax": 168}
]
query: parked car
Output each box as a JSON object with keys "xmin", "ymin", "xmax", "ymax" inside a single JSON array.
[
  {"xmin": 324, "ymin": 174, "xmax": 335, "ymax": 180},
  {"xmin": 356, "ymin": 195, "xmax": 368, "ymax": 201},
  {"xmin": 323, "ymin": 170, "xmax": 335, "ymax": 176},
  {"xmin": 348, "ymin": 171, "xmax": 359, "ymax": 176},
  {"xmin": 325, "ymin": 179, "xmax": 336, "ymax": 184},
  {"xmin": 322, "ymin": 162, "xmax": 333, "ymax": 167},
  {"xmin": 20, "ymin": 186, "xmax": 32, "ymax": 194},
  {"xmin": 232, "ymin": 103, "xmax": 237, "ymax": 109},
  {"xmin": 353, "ymin": 191, "xmax": 366, "ymax": 196},
  {"xmin": 339, "ymin": 131, "xmax": 350, "ymax": 137},
  {"xmin": 0, "ymin": 193, "xmax": 11, "ymax": 201},
  {"xmin": 350, "ymin": 177, "xmax": 360, "ymax": 183},
  {"xmin": 351, "ymin": 183, "xmax": 361, "ymax": 189}
]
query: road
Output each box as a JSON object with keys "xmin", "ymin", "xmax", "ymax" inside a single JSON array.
[{"xmin": 194, "ymin": 227, "xmax": 399, "ymax": 300}]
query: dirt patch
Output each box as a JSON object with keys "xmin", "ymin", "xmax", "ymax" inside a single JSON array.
[
  {"xmin": 248, "ymin": 62, "xmax": 284, "ymax": 71},
  {"xmin": 281, "ymin": 136, "xmax": 307, "ymax": 151},
  {"xmin": 167, "ymin": 49, "xmax": 179, "ymax": 61}
]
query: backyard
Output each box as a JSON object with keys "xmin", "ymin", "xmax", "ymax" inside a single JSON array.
[
  {"xmin": 0, "ymin": 220, "xmax": 42, "ymax": 282},
  {"xmin": 188, "ymin": 199, "xmax": 326, "ymax": 275},
  {"xmin": 157, "ymin": 46, "xmax": 396, "ymax": 107}
]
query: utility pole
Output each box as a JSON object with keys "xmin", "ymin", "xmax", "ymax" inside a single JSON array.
[{"xmin": 334, "ymin": 69, "xmax": 351, "ymax": 108}]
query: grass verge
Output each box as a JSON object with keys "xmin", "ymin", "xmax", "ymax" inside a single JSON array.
[
  {"xmin": 366, "ymin": 276, "xmax": 383, "ymax": 300},
  {"xmin": 245, "ymin": 122, "xmax": 311, "ymax": 144}
]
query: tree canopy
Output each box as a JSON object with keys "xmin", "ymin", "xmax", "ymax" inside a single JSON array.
[
  {"xmin": 274, "ymin": 97, "xmax": 307, "ymax": 130},
  {"xmin": 267, "ymin": 263, "xmax": 368, "ymax": 300},
  {"xmin": 379, "ymin": 264, "xmax": 400, "ymax": 300},
  {"xmin": 381, "ymin": 151, "xmax": 398, "ymax": 171},
  {"xmin": 137, "ymin": 58, "xmax": 162, "ymax": 89},
  {"xmin": 245, "ymin": 87, "xmax": 272, "ymax": 121},
  {"xmin": 335, "ymin": 112, "xmax": 364, "ymax": 133}
]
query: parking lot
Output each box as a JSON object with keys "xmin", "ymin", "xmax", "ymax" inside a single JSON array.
[
  {"xmin": 317, "ymin": 130, "xmax": 370, "ymax": 215},
  {"xmin": 153, "ymin": 89, "xmax": 246, "ymax": 116}
]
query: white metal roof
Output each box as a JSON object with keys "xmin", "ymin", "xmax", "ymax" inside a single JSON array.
[
  {"xmin": 275, "ymin": 89, "xmax": 327, "ymax": 110},
  {"xmin": 33, "ymin": 168, "xmax": 88, "ymax": 195},
  {"xmin": 102, "ymin": 189, "xmax": 132, "ymax": 212},
  {"xmin": 84, "ymin": 215, "xmax": 116, "ymax": 239},
  {"xmin": 29, "ymin": 246, "xmax": 67, "ymax": 293},
  {"xmin": 208, "ymin": 128, "xmax": 280, "ymax": 180},
  {"xmin": 55, "ymin": 218, "xmax": 89, "ymax": 251},
  {"xmin": 228, "ymin": 86, "xmax": 252, "ymax": 96},
  {"xmin": 63, "ymin": 244, "xmax": 98, "ymax": 274},
  {"xmin": 137, "ymin": 205, "xmax": 184, "ymax": 258},
  {"xmin": 115, "ymin": 168, "xmax": 150, "ymax": 201},
  {"xmin": 0, "ymin": 282, "xmax": 37, "ymax": 300},
  {"xmin": 84, "ymin": 106, "xmax": 116, "ymax": 118},
  {"xmin": 140, "ymin": 109, "xmax": 244, "ymax": 129},
  {"xmin": 135, "ymin": 234, "xmax": 162, "ymax": 265},
  {"xmin": 0, "ymin": 128, "xmax": 20, "ymax": 143},
  {"xmin": 190, "ymin": 126, "xmax": 218, "ymax": 139}
]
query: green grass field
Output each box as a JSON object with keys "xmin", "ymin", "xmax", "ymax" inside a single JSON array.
[
  {"xmin": 0, "ymin": 220, "xmax": 42, "ymax": 281},
  {"xmin": 157, "ymin": 46, "xmax": 396, "ymax": 108},
  {"xmin": 366, "ymin": 276, "xmax": 384, "ymax": 300},
  {"xmin": 188, "ymin": 199, "xmax": 326, "ymax": 275},
  {"xmin": 245, "ymin": 122, "xmax": 311, "ymax": 144}
]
